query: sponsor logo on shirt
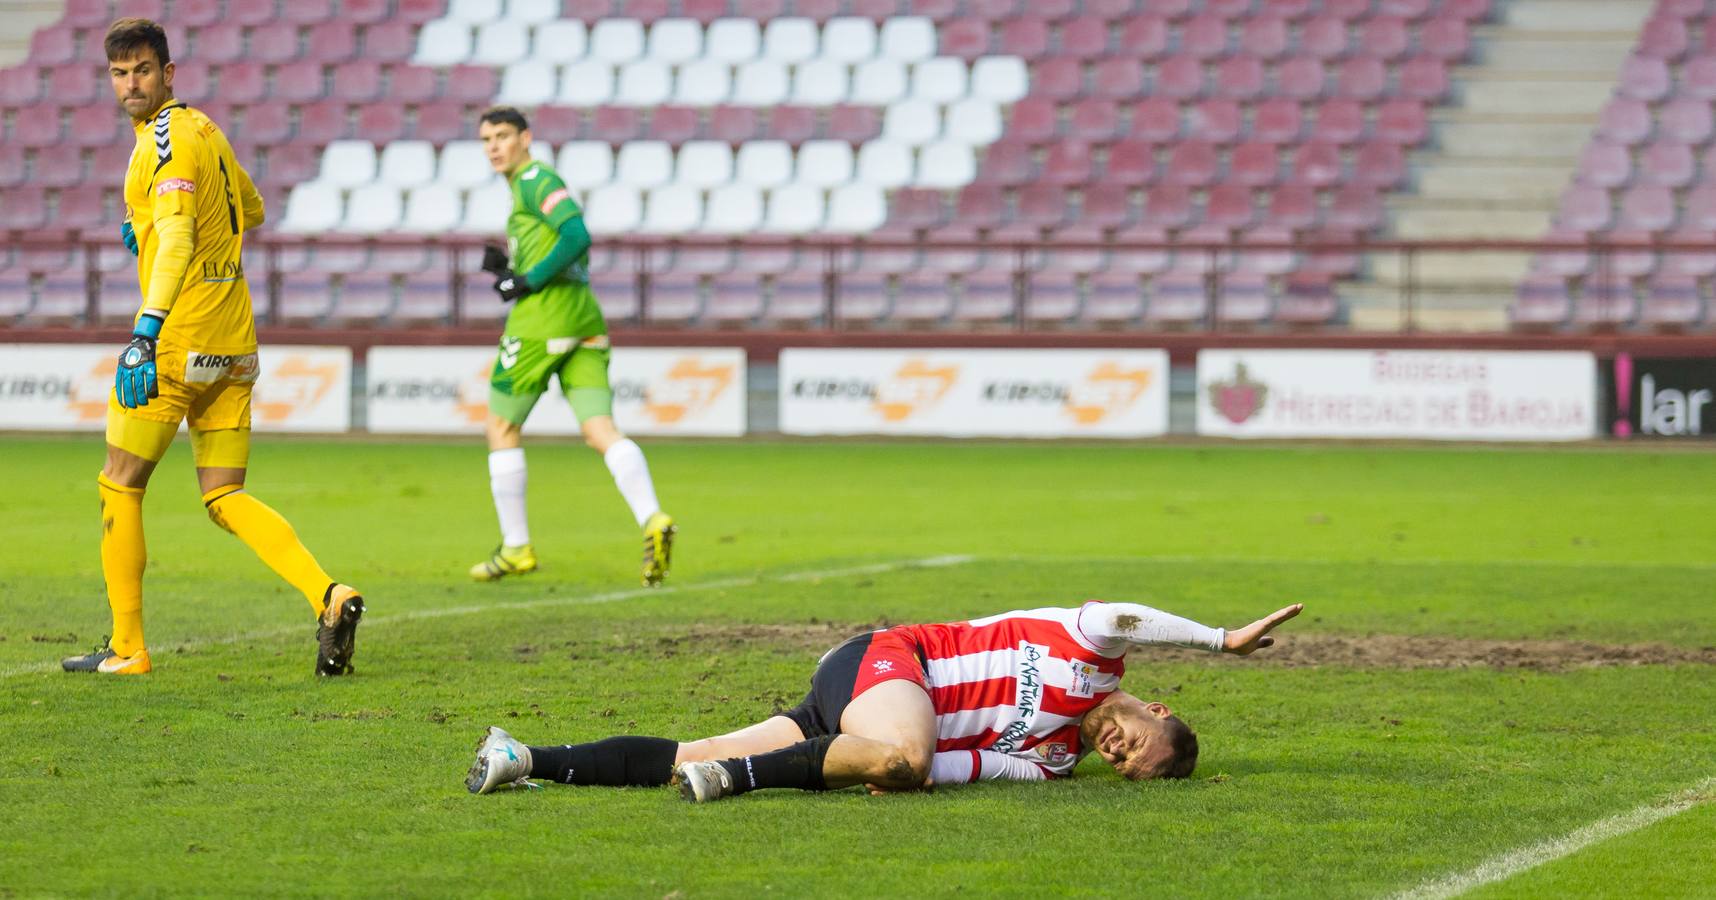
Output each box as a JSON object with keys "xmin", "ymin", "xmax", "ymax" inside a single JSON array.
[
  {"xmin": 1067, "ymin": 660, "xmax": 1098, "ymax": 699},
  {"xmin": 992, "ymin": 641, "xmax": 1049, "ymax": 753},
  {"xmin": 539, "ymin": 188, "xmax": 569, "ymax": 216},
  {"xmin": 156, "ymin": 177, "xmax": 196, "ymax": 196}
]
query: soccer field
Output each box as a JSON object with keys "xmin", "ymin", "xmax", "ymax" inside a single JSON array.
[{"xmin": 2, "ymin": 435, "xmax": 1713, "ymax": 898}]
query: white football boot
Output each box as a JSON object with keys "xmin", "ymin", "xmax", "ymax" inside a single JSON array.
[
  {"xmin": 674, "ymin": 760, "xmax": 736, "ymax": 803},
  {"xmin": 466, "ymin": 726, "xmax": 537, "ymax": 794}
]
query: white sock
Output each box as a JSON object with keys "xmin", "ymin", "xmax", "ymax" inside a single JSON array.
[
  {"xmin": 488, "ymin": 448, "xmax": 530, "ymax": 547},
  {"xmin": 603, "ymin": 438, "xmax": 661, "ymax": 527}
]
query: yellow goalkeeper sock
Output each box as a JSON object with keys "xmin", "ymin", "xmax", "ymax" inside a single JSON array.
[
  {"xmin": 97, "ymin": 474, "xmax": 147, "ymax": 658},
  {"xmin": 203, "ymin": 486, "xmax": 334, "ymax": 617}
]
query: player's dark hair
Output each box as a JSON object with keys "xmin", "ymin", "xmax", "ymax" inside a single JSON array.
[
  {"xmin": 1160, "ymin": 715, "xmax": 1199, "ymax": 779},
  {"xmin": 105, "ymin": 18, "xmax": 170, "ymax": 67},
  {"xmin": 479, "ymin": 106, "xmax": 530, "ymax": 133}
]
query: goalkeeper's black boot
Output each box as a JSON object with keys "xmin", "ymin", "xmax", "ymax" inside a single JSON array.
[{"xmin": 315, "ymin": 584, "xmax": 365, "ymax": 676}]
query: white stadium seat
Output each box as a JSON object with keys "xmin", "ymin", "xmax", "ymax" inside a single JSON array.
[
  {"xmin": 615, "ymin": 61, "xmax": 673, "ymax": 106},
  {"xmin": 912, "ymin": 58, "xmax": 968, "ymax": 104},
  {"xmin": 821, "ymin": 18, "xmax": 877, "ymax": 64},
  {"xmin": 879, "ymin": 17, "xmax": 934, "ymax": 64},
  {"xmin": 458, "ymin": 182, "xmax": 513, "ymax": 234},
  {"xmin": 399, "ymin": 185, "xmax": 463, "ymax": 234},
  {"xmin": 446, "ymin": 0, "xmax": 501, "ymax": 22},
  {"xmin": 915, "ymin": 140, "xmax": 975, "ymax": 189},
  {"xmin": 437, "ymin": 141, "xmax": 495, "ymax": 190},
  {"xmin": 703, "ymin": 184, "xmax": 763, "ymax": 233},
  {"xmin": 676, "ymin": 140, "xmax": 734, "ymax": 189},
  {"xmin": 762, "ymin": 18, "xmax": 818, "ymax": 65},
  {"xmin": 472, "ymin": 20, "xmax": 530, "ymax": 66},
  {"xmin": 641, "ymin": 185, "xmax": 703, "ymax": 234},
  {"xmin": 376, "ymin": 140, "xmax": 437, "ymax": 188},
  {"xmin": 588, "ymin": 19, "xmax": 645, "ymax": 65},
  {"xmin": 614, "ymin": 140, "xmax": 674, "ymax": 189},
  {"xmin": 970, "ymin": 56, "xmax": 1028, "ymax": 104},
  {"xmin": 584, "ymin": 185, "xmax": 643, "ymax": 234},
  {"xmin": 762, "ymin": 184, "xmax": 824, "ymax": 233},
  {"xmin": 648, "ymin": 18, "xmax": 702, "ymax": 65},
  {"xmin": 343, "ymin": 184, "xmax": 405, "ymax": 233},
  {"xmin": 557, "ymin": 141, "xmax": 613, "ymax": 189},
  {"xmin": 558, "ymin": 60, "xmax": 614, "ymax": 106},
  {"xmin": 705, "ymin": 18, "xmax": 760, "ymax": 64},
  {"xmin": 826, "ymin": 184, "xmax": 885, "ymax": 233},
  {"xmin": 674, "ymin": 59, "xmax": 731, "ymax": 106},
  {"xmin": 945, "ymin": 98, "xmax": 1002, "ymax": 144},
  {"xmin": 796, "ymin": 140, "xmax": 854, "ymax": 188},
  {"xmin": 855, "ymin": 139, "xmax": 914, "ymax": 188},
  {"xmin": 882, "ymin": 99, "xmax": 940, "ymax": 146},
  {"xmin": 532, "ymin": 20, "xmax": 587, "ymax": 64},
  {"xmin": 790, "ymin": 59, "xmax": 848, "ymax": 106},
  {"xmin": 413, "ymin": 20, "xmax": 473, "ymax": 66},
  {"xmin": 732, "ymin": 60, "xmax": 789, "ymax": 106},
  {"xmin": 279, "ymin": 182, "xmax": 343, "ymax": 233},
  {"xmin": 851, "ymin": 58, "xmax": 907, "ymax": 105},
  {"xmin": 496, "ymin": 61, "xmax": 557, "ymax": 105},
  {"xmin": 507, "ymin": 0, "xmax": 560, "ymax": 25},
  {"xmin": 735, "ymin": 140, "xmax": 793, "ymax": 189},
  {"xmin": 319, "ymin": 140, "xmax": 377, "ymax": 188}
]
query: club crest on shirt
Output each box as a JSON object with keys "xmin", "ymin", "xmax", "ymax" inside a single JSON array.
[
  {"xmin": 1034, "ymin": 742, "xmax": 1072, "ymax": 765},
  {"xmin": 1067, "ymin": 660, "xmax": 1099, "ymax": 699}
]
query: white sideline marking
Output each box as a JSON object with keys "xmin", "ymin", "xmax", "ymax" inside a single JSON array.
[
  {"xmin": 1392, "ymin": 776, "xmax": 1716, "ymax": 900},
  {"xmin": 995, "ymin": 553, "xmax": 1716, "ymax": 573},
  {"xmin": 0, "ymin": 554, "xmax": 975, "ymax": 679}
]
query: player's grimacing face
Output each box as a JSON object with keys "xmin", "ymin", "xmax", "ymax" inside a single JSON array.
[
  {"xmin": 479, "ymin": 122, "xmax": 532, "ymax": 175},
  {"xmin": 110, "ymin": 51, "xmax": 173, "ymax": 122},
  {"xmin": 1095, "ymin": 702, "xmax": 1177, "ymax": 781}
]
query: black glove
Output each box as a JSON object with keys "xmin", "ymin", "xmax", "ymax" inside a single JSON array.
[
  {"xmin": 493, "ymin": 271, "xmax": 533, "ymax": 303},
  {"xmin": 480, "ymin": 244, "xmax": 510, "ymax": 276}
]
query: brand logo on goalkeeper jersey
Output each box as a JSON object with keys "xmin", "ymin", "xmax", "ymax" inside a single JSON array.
[
  {"xmin": 872, "ymin": 360, "xmax": 959, "ymax": 422},
  {"xmin": 1208, "ymin": 362, "xmax": 1269, "ymax": 425},
  {"xmin": 156, "ymin": 178, "xmax": 195, "ymax": 196}
]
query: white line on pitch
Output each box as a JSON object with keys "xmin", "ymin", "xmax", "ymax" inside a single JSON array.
[
  {"xmin": 0, "ymin": 554, "xmax": 975, "ymax": 680},
  {"xmin": 1391, "ymin": 775, "xmax": 1716, "ymax": 900},
  {"xmin": 992, "ymin": 553, "xmax": 1716, "ymax": 573}
]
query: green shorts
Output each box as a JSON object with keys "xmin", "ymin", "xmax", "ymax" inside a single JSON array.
[{"xmin": 488, "ymin": 333, "xmax": 614, "ymax": 425}]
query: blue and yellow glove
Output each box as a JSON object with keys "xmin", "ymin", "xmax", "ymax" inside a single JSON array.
[
  {"xmin": 121, "ymin": 220, "xmax": 138, "ymax": 256},
  {"xmin": 115, "ymin": 313, "xmax": 162, "ymax": 409}
]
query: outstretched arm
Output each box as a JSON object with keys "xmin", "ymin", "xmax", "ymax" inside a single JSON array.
[{"xmin": 1078, "ymin": 601, "xmax": 1303, "ymax": 655}]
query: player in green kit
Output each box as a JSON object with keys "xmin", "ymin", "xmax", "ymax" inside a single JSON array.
[{"xmin": 469, "ymin": 107, "xmax": 676, "ymax": 587}]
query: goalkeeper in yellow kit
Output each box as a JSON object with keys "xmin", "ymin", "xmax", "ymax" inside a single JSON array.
[{"xmin": 61, "ymin": 18, "xmax": 366, "ymax": 677}]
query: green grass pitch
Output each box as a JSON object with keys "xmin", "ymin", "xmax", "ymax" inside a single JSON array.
[{"xmin": 2, "ymin": 435, "xmax": 1713, "ymax": 898}]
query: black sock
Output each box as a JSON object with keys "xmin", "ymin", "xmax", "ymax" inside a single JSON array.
[
  {"xmin": 527, "ymin": 736, "xmax": 679, "ymax": 786},
  {"xmin": 718, "ymin": 735, "xmax": 836, "ymax": 794}
]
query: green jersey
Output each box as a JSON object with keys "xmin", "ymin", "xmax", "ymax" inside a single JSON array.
[{"xmin": 504, "ymin": 160, "xmax": 606, "ymax": 339}]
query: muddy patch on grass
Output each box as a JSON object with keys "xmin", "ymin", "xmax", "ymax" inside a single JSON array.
[
  {"xmin": 608, "ymin": 621, "xmax": 893, "ymax": 658},
  {"xmin": 1210, "ymin": 633, "xmax": 1716, "ymax": 671}
]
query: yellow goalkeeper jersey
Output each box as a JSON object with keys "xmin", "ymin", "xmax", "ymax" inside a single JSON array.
[{"xmin": 125, "ymin": 99, "xmax": 263, "ymax": 353}]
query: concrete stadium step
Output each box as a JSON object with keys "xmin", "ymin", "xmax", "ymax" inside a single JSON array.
[
  {"xmin": 1386, "ymin": 202, "xmax": 1555, "ymax": 239},
  {"xmin": 1340, "ymin": 282, "xmax": 1512, "ymax": 333},
  {"xmin": 1365, "ymin": 250, "xmax": 1535, "ymax": 288},
  {"xmin": 1431, "ymin": 118, "xmax": 1595, "ymax": 160},
  {"xmin": 1413, "ymin": 163, "xmax": 1574, "ymax": 204},
  {"xmin": 0, "ymin": 1, "xmax": 63, "ymax": 69},
  {"xmin": 1456, "ymin": 79, "xmax": 1617, "ymax": 117},
  {"xmin": 1470, "ymin": 35, "xmax": 1639, "ymax": 73},
  {"xmin": 1501, "ymin": 0, "xmax": 1657, "ymax": 32}
]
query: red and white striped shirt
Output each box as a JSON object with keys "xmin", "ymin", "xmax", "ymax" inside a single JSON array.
[{"xmin": 901, "ymin": 601, "xmax": 1225, "ymax": 783}]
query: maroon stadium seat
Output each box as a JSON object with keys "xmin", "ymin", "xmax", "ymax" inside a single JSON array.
[
  {"xmin": 827, "ymin": 104, "xmax": 881, "ymax": 143},
  {"xmin": 1234, "ymin": 224, "xmax": 1297, "ymax": 275},
  {"xmin": 1596, "ymin": 97, "xmax": 1652, "ymax": 145},
  {"xmin": 1326, "ymin": 185, "xmax": 1383, "ymax": 230},
  {"xmin": 1576, "ymin": 141, "xmax": 1630, "ymax": 188},
  {"xmin": 1130, "ymin": 97, "xmax": 1181, "ymax": 142},
  {"xmin": 1660, "ymin": 0, "xmax": 1709, "ymax": 14},
  {"xmin": 1378, "ymin": 0, "xmax": 1431, "ymax": 17},
  {"xmin": 341, "ymin": 0, "xmax": 392, "ymax": 25},
  {"xmin": 388, "ymin": 66, "xmax": 439, "ymax": 103},
  {"xmin": 1681, "ymin": 55, "xmax": 1716, "ymax": 100},
  {"xmin": 170, "ymin": 64, "xmax": 214, "ymax": 104},
  {"xmin": 48, "ymin": 65, "xmax": 99, "ymax": 106},
  {"xmin": 1075, "ymin": 189, "xmax": 1137, "ymax": 236},
  {"xmin": 1022, "ymin": 266, "xmax": 1080, "ymax": 324},
  {"xmin": 1162, "ymin": 141, "xmax": 1218, "ymax": 187},
  {"xmin": 1214, "ymin": 56, "xmax": 1266, "ymax": 101},
  {"xmin": 1206, "ymin": 0, "xmax": 1256, "ymax": 16},
  {"xmin": 1532, "ymin": 228, "xmax": 1592, "ymax": 277},
  {"xmin": 1277, "ymin": 273, "xmax": 1340, "ymax": 325},
  {"xmin": 1297, "ymin": 17, "xmax": 1349, "ymax": 60},
  {"xmin": 1104, "ymin": 139, "xmax": 1156, "ymax": 185},
  {"xmin": 14, "ymin": 106, "xmax": 63, "ymax": 149},
  {"xmin": 1555, "ymin": 186, "xmax": 1613, "ymax": 231},
  {"xmin": 1213, "ymin": 272, "xmax": 1272, "ymax": 326},
  {"xmin": 1376, "ymin": 99, "xmax": 1427, "ymax": 144},
  {"xmin": 1397, "ymin": 57, "xmax": 1450, "ymax": 102},
  {"xmin": 1617, "ymin": 185, "xmax": 1676, "ymax": 231},
  {"xmin": 56, "ymin": 187, "xmax": 108, "ymax": 229},
  {"xmin": 61, "ymin": 0, "xmax": 111, "ymax": 27},
  {"xmin": 1089, "ymin": 58, "xmax": 1145, "ymax": 100},
  {"xmin": 1057, "ymin": 17, "xmax": 1110, "ymax": 58},
  {"xmin": 1187, "ymin": 99, "xmax": 1242, "ymax": 143},
  {"xmin": 242, "ymin": 102, "xmax": 293, "ymax": 144},
  {"xmin": 1333, "ymin": 56, "xmax": 1386, "ymax": 101},
  {"xmin": 1228, "ymin": 141, "xmax": 1281, "ymax": 186},
  {"xmin": 331, "ymin": 61, "xmax": 383, "ymax": 102},
  {"xmin": 1572, "ymin": 272, "xmax": 1638, "ymax": 328},
  {"xmin": 363, "ymin": 23, "xmax": 418, "ymax": 64},
  {"xmin": 444, "ymin": 66, "xmax": 499, "ymax": 105},
  {"xmin": 173, "ymin": 0, "xmax": 222, "ymax": 27},
  {"xmin": 530, "ymin": 106, "xmax": 584, "ymax": 144},
  {"xmin": 1636, "ymin": 16, "xmax": 1689, "ymax": 61},
  {"xmin": 1067, "ymin": 99, "xmax": 1120, "ymax": 141},
  {"xmin": 707, "ymin": 105, "xmax": 759, "ymax": 143},
  {"xmin": 1443, "ymin": 0, "xmax": 1493, "ymax": 21},
  {"xmin": 1116, "ymin": 16, "xmax": 1169, "ymax": 60},
  {"xmin": 1641, "ymin": 274, "xmax": 1706, "ymax": 326},
  {"xmin": 1682, "ymin": 185, "xmax": 1716, "ymax": 231},
  {"xmin": 1605, "ymin": 230, "xmax": 1659, "ymax": 279},
  {"xmin": 36, "ymin": 151, "xmax": 85, "ymax": 189},
  {"xmin": 192, "ymin": 24, "xmax": 246, "ymax": 64},
  {"xmin": 1251, "ymin": 98, "xmax": 1303, "ymax": 143},
  {"xmin": 845, "ymin": 0, "xmax": 897, "ymax": 18},
  {"xmin": 1312, "ymin": 99, "xmax": 1366, "ymax": 144},
  {"xmin": 589, "ymin": 106, "xmax": 642, "ymax": 144},
  {"xmin": 1510, "ymin": 273, "xmax": 1572, "ymax": 326},
  {"xmin": 1299, "ymin": 229, "xmax": 1360, "ymax": 276},
  {"xmin": 250, "ymin": 23, "xmax": 302, "ymax": 65},
  {"xmin": 4, "ymin": 186, "xmax": 50, "ymax": 229},
  {"xmin": 937, "ymin": 20, "xmax": 991, "ymax": 61},
  {"xmin": 1030, "ymin": 58, "xmax": 1084, "ymax": 101},
  {"xmin": 1276, "ymin": 57, "xmax": 1326, "ymax": 100},
  {"xmin": 1031, "ymin": 0, "xmax": 1079, "ymax": 21},
  {"xmin": 732, "ymin": 0, "xmax": 784, "ymax": 17},
  {"xmin": 1005, "ymin": 97, "xmax": 1058, "ymax": 142},
  {"xmin": 306, "ymin": 21, "xmax": 360, "ymax": 63},
  {"xmin": 1352, "ymin": 142, "xmax": 1405, "ymax": 187},
  {"xmin": 1179, "ymin": 14, "xmax": 1230, "ymax": 60},
  {"xmin": 30, "ymin": 26, "xmax": 77, "ymax": 67},
  {"xmin": 648, "ymin": 106, "xmax": 700, "ymax": 144},
  {"xmin": 90, "ymin": 143, "xmax": 134, "ymax": 180},
  {"xmin": 0, "ymin": 67, "xmax": 43, "ymax": 107},
  {"xmin": 68, "ymin": 106, "xmax": 124, "ymax": 147},
  {"xmin": 1268, "ymin": 184, "xmax": 1321, "ymax": 230},
  {"xmin": 1356, "ymin": 16, "xmax": 1410, "ymax": 60},
  {"xmin": 228, "ymin": 0, "xmax": 278, "ymax": 27},
  {"xmin": 1240, "ymin": 16, "xmax": 1289, "ymax": 58},
  {"xmin": 764, "ymin": 265, "xmax": 825, "ymax": 324},
  {"xmin": 1144, "ymin": 268, "xmax": 1208, "ymax": 327},
  {"xmin": 261, "ymin": 143, "xmax": 319, "ymax": 187},
  {"xmin": 273, "ymin": 62, "xmax": 325, "ymax": 103},
  {"xmin": 218, "ymin": 63, "xmax": 268, "ymax": 105},
  {"xmin": 768, "ymin": 106, "xmax": 818, "ymax": 145},
  {"xmin": 794, "ymin": 0, "xmax": 845, "ymax": 22},
  {"xmin": 1081, "ymin": 271, "xmax": 1144, "ymax": 323},
  {"xmin": 1639, "ymin": 141, "xmax": 1694, "ymax": 188},
  {"xmin": 0, "ymin": 144, "xmax": 26, "ymax": 189},
  {"xmin": 1616, "ymin": 56, "xmax": 1671, "ymax": 102},
  {"xmin": 1658, "ymin": 98, "xmax": 1713, "ymax": 144},
  {"xmin": 281, "ymin": 0, "xmax": 335, "ymax": 24},
  {"xmin": 1140, "ymin": 184, "xmax": 1194, "ymax": 228},
  {"xmin": 891, "ymin": 269, "xmax": 954, "ymax": 322},
  {"xmin": 1144, "ymin": 0, "xmax": 1193, "ymax": 17},
  {"xmin": 1321, "ymin": 0, "xmax": 1372, "ymax": 20},
  {"xmin": 396, "ymin": 0, "xmax": 447, "ymax": 24},
  {"xmin": 296, "ymin": 103, "xmax": 350, "ymax": 143},
  {"xmin": 1154, "ymin": 56, "xmax": 1206, "ymax": 100},
  {"xmin": 1039, "ymin": 140, "xmax": 1094, "ymax": 185},
  {"xmin": 887, "ymin": 188, "xmax": 948, "ymax": 231},
  {"xmin": 355, "ymin": 103, "xmax": 408, "ymax": 143},
  {"xmin": 1014, "ymin": 183, "xmax": 1069, "ymax": 230},
  {"xmin": 623, "ymin": 0, "xmax": 671, "ymax": 21},
  {"xmin": 952, "ymin": 269, "xmax": 1018, "ymax": 324},
  {"xmin": 975, "ymin": 140, "xmax": 1031, "ymax": 186},
  {"xmin": 1204, "ymin": 184, "xmax": 1257, "ymax": 229}
]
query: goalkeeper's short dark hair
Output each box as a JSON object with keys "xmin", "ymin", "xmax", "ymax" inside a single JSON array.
[
  {"xmin": 479, "ymin": 106, "xmax": 530, "ymax": 133},
  {"xmin": 106, "ymin": 17, "xmax": 171, "ymax": 66}
]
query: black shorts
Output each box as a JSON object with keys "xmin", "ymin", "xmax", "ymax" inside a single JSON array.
[{"xmin": 780, "ymin": 630, "xmax": 929, "ymax": 738}]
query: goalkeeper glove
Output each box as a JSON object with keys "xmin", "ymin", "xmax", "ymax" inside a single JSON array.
[
  {"xmin": 121, "ymin": 220, "xmax": 138, "ymax": 256},
  {"xmin": 115, "ymin": 314, "xmax": 162, "ymax": 409},
  {"xmin": 493, "ymin": 271, "xmax": 534, "ymax": 303},
  {"xmin": 480, "ymin": 244, "xmax": 510, "ymax": 276}
]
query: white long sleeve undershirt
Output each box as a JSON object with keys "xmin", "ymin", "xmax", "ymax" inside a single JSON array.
[{"xmin": 1076, "ymin": 601, "xmax": 1226, "ymax": 655}]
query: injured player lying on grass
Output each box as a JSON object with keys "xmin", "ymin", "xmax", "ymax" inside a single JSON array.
[{"xmin": 466, "ymin": 599, "xmax": 1302, "ymax": 801}]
